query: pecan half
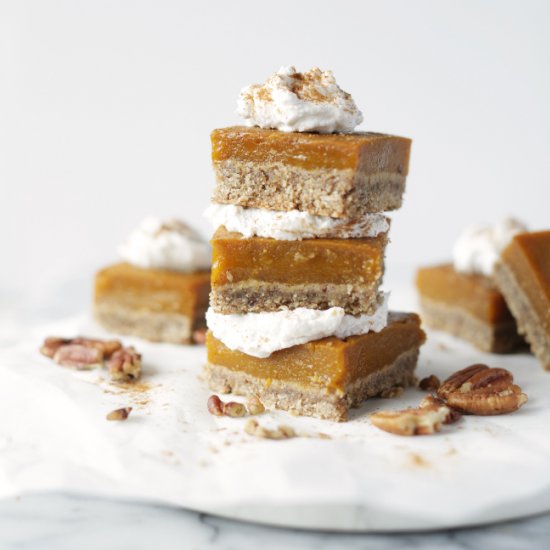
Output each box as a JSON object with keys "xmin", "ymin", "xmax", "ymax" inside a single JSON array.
[
  {"xmin": 53, "ymin": 344, "xmax": 104, "ymax": 370},
  {"xmin": 370, "ymin": 404, "xmax": 450, "ymax": 436},
  {"xmin": 106, "ymin": 407, "xmax": 132, "ymax": 421},
  {"xmin": 437, "ymin": 364, "xmax": 528, "ymax": 415},
  {"xmin": 40, "ymin": 337, "xmax": 72, "ymax": 358},
  {"xmin": 41, "ymin": 336, "xmax": 122, "ymax": 359},
  {"xmin": 107, "ymin": 347, "xmax": 142, "ymax": 382}
]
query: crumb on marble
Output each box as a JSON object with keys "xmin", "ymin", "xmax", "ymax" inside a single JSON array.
[{"xmin": 409, "ymin": 453, "xmax": 430, "ymax": 468}]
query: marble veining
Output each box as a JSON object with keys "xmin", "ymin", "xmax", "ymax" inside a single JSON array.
[{"xmin": 0, "ymin": 494, "xmax": 549, "ymax": 550}]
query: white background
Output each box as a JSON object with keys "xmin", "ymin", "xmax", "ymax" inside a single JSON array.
[{"xmin": 1, "ymin": 0, "xmax": 549, "ymax": 296}]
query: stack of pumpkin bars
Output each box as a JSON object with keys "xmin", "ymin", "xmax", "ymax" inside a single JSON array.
[{"xmin": 204, "ymin": 67, "xmax": 426, "ymax": 421}]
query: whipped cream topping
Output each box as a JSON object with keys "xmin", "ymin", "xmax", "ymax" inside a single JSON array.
[
  {"xmin": 204, "ymin": 203, "xmax": 389, "ymax": 240},
  {"xmin": 237, "ymin": 66, "xmax": 363, "ymax": 134},
  {"xmin": 453, "ymin": 217, "xmax": 528, "ymax": 276},
  {"xmin": 206, "ymin": 295, "xmax": 388, "ymax": 358},
  {"xmin": 118, "ymin": 217, "xmax": 211, "ymax": 272}
]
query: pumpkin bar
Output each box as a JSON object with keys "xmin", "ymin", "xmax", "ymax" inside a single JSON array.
[
  {"xmin": 210, "ymin": 225, "xmax": 387, "ymax": 315},
  {"xmin": 94, "ymin": 263, "xmax": 210, "ymax": 344},
  {"xmin": 416, "ymin": 264, "xmax": 523, "ymax": 353},
  {"xmin": 206, "ymin": 312, "xmax": 425, "ymax": 421},
  {"xmin": 494, "ymin": 231, "xmax": 550, "ymax": 370},
  {"xmin": 211, "ymin": 126, "xmax": 412, "ymax": 218}
]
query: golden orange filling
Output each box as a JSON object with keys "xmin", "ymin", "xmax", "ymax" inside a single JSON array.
[
  {"xmin": 206, "ymin": 313, "xmax": 425, "ymax": 393},
  {"xmin": 95, "ymin": 263, "xmax": 210, "ymax": 317},
  {"xmin": 415, "ymin": 264, "xmax": 513, "ymax": 324},
  {"xmin": 211, "ymin": 226, "xmax": 387, "ymax": 287},
  {"xmin": 501, "ymin": 231, "xmax": 550, "ymax": 328},
  {"xmin": 211, "ymin": 126, "xmax": 412, "ymax": 172}
]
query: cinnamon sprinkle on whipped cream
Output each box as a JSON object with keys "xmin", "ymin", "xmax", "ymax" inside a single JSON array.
[
  {"xmin": 118, "ymin": 217, "xmax": 211, "ymax": 273},
  {"xmin": 237, "ymin": 66, "xmax": 363, "ymax": 134}
]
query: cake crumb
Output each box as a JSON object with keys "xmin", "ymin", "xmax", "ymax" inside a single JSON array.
[
  {"xmin": 409, "ymin": 453, "xmax": 430, "ymax": 468},
  {"xmin": 244, "ymin": 419, "xmax": 297, "ymax": 440},
  {"xmin": 106, "ymin": 407, "xmax": 132, "ymax": 421}
]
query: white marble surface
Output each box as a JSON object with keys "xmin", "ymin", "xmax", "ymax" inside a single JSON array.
[
  {"xmin": 2, "ymin": 275, "xmax": 550, "ymax": 548},
  {"xmin": 0, "ymin": 494, "xmax": 549, "ymax": 550}
]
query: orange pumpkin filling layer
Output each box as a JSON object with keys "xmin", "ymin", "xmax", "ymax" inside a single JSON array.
[
  {"xmin": 211, "ymin": 226, "xmax": 387, "ymax": 287},
  {"xmin": 500, "ymin": 231, "xmax": 550, "ymax": 329},
  {"xmin": 416, "ymin": 264, "xmax": 514, "ymax": 324},
  {"xmin": 95, "ymin": 263, "xmax": 210, "ymax": 319},
  {"xmin": 207, "ymin": 313, "xmax": 425, "ymax": 393},
  {"xmin": 212, "ymin": 126, "xmax": 411, "ymax": 172}
]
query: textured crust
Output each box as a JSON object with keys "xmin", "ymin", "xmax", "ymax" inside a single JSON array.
[
  {"xmin": 419, "ymin": 297, "xmax": 523, "ymax": 354},
  {"xmin": 94, "ymin": 301, "xmax": 197, "ymax": 344},
  {"xmin": 205, "ymin": 347, "xmax": 419, "ymax": 422},
  {"xmin": 212, "ymin": 159, "xmax": 405, "ymax": 218},
  {"xmin": 210, "ymin": 282, "xmax": 383, "ymax": 315},
  {"xmin": 494, "ymin": 261, "xmax": 550, "ymax": 369}
]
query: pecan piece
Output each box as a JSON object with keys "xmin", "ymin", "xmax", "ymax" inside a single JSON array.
[
  {"xmin": 53, "ymin": 344, "xmax": 104, "ymax": 370},
  {"xmin": 107, "ymin": 347, "xmax": 141, "ymax": 382},
  {"xmin": 40, "ymin": 337, "xmax": 72, "ymax": 358},
  {"xmin": 192, "ymin": 328, "xmax": 207, "ymax": 345},
  {"xmin": 246, "ymin": 395, "xmax": 265, "ymax": 415},
  {"xmin": 437, "ymin": 364, "xmax": 528, "ymax": 415},
  {"xmin": 419, "ymin": 374, "xmax": 441, "ymax": 392},
  {"xmin": 244, "ymin": 419, "xmax": 297, "ymax": 440},
  {"xmin": 207, "ymin": 395, "xmax": 224, "ymax": 416},
  {"xmin": 223, "ymin": 401, "xmax": 246, "ymax": 417},
  {"xmin": 106, "ymin": 407, "xmax": 132, "ymax": 421},
  {"xmin": 370, "ymin": 404, "xmax": 450, "ymax": 436},
  {"xmin": 420, "ymin": 395, "xmax": 462, "ymax": 424},
  {"xmin": 207, "ymin": 394, "xmax": 250, "ymax": 417}
]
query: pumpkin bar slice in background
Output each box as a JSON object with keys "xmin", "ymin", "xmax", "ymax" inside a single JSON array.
[
  {"xmin": 94, "ymin": 218, "xmax": 211, "ymax": 344},
  {"xmin": 416, "ymin": 218, "xmax": 526, "ymax": 353},
  {"xmin": 494, "ymin": 230, "xmax": 550, "ymax": 370},
  {"xmin": 416, "ymin": 265, "xmax": 522, "ymax": 353}
]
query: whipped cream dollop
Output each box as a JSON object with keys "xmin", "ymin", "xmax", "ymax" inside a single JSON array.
[
  {"xmin": 204, "ymin": 203, "xmax": 389, "ymax": 240},
  {"xmin": 237, "ymin": 66, "xmax": 363, "ymax": 133},
  {"xmin": 206, "ymin": 295, "xmax": 388, "ymax": 358},
  {"xmin": 118, "ymin": 217, "xmax": 211, "ymax": 272},
  {"xmin": 452, "ymin": 217, "xmax": 527, "ymax": 276}
]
